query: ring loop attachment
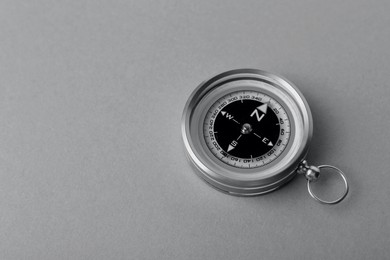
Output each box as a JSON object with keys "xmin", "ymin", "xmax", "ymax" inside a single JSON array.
[{"xmin": 297, "ymin": 161, "xmax": 349, "ymax": 205}]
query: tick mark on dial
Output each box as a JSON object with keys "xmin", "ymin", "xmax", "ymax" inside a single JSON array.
[{"xmin": 254, "ymin": 133, "xmax": 261, "ymax": 139}]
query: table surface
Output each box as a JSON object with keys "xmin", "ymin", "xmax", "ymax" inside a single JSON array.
[{"xmin": 1, "ymin": 1, "xmax": 390, "ymax": 259}]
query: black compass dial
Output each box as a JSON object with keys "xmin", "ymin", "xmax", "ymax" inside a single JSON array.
[
  {"xmin": 214, "ymin": 100, "xmax": 280, "ymax": 158},
  {"xmin": 204, "ymin": 90, "xmax": 290, "ymax": 168}
]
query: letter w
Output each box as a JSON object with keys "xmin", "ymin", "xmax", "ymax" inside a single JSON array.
[{"xmin": 225, "ymin": 113, "xmax": 234, "ymax": 120}]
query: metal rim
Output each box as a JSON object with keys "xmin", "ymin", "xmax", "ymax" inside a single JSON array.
[
  {"xmin": 307, "ymin": 165, "xmax": 349, "ymax": 204},
  {"xmin": 182, "ymin": 69, "xmax": 313, "ymax": 196}
]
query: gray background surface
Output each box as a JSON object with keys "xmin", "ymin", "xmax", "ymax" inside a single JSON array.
[{"xmin": 1, "ymin": 1, "xmax": 389, "ymax": 259}]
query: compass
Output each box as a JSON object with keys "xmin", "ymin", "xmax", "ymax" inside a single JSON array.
[
  {"xmin": 182, "ymin": 69, "xmax": 349, "ymax": 204},
  {"xmin": 203, "ymin": 90, "xmax": 290, "ymax": 169}
]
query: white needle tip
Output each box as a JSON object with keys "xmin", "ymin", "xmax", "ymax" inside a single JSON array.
[{"xmin": 257, "ymin": 103, "xmax": 268, "ymax": 114}]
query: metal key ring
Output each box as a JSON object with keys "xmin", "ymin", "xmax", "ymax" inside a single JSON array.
[{"xmin": 307, "ymin": 165, "xmax": 349, "ymax": 205}]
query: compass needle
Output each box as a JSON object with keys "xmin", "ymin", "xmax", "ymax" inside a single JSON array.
[
  {"xmin": 232, "ymin": 119, "xmax": 241, "ymax": 125},
  {"xmin": 253, "ymin": 133, "xmax": 261, "ymax": 139}
]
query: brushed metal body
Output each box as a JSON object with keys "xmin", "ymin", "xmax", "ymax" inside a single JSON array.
[{"xmin": 182, "ymin": 69, "xmax": 313, "ymax": 196}]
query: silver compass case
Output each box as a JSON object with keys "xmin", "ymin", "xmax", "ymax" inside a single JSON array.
[{"xmin": 182, "ymin": 69, "xmax": 313, "ymax": 196}]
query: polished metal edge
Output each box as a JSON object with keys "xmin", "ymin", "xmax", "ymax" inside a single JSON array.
[{"xmin": 181, "ymin": 69, "xmax": 313, "ymax": 196}]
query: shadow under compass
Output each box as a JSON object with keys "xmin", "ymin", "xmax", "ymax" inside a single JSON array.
[{"xmin": 282, "ymin": 74, "xmax": 336, "ymax": 164}]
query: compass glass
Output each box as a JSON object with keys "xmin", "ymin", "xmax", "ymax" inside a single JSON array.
[{"xmin": 203, "ymin": 90, "xmax": 291, "ymax": 168}]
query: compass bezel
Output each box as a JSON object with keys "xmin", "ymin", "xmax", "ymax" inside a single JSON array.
[
  {"xmin": 182, "ymin": 69, "xmax": 313, "ymax": 196},
  {"xmin": 200, "ymin": 85, "xmax": 292, "ymax": 169}
]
